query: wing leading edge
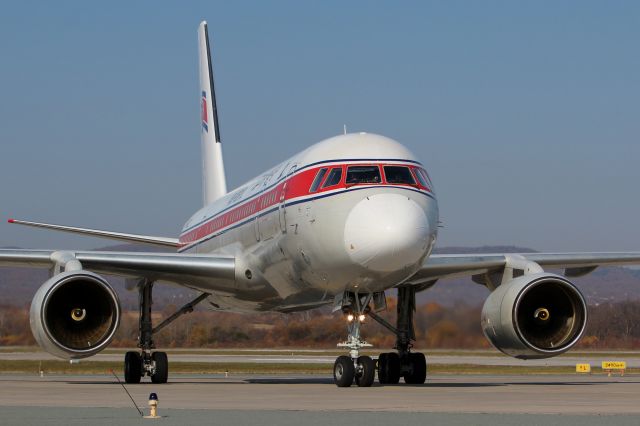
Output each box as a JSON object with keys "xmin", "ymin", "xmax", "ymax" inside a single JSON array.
[
  {"xmin": 406, "ymin": 252, "xmax": 640, "ymax": 286},
  {"xmin": 0, "ymin": 249, "xmax": 235, "ymax": 293},
  {"xmin": 7, "ymin": 219, "xmax": 180, "ymax": 248}
]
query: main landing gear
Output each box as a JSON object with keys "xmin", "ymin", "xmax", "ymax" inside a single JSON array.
[
  {"xmin": 124, "ymin": 279, "xmax": 208, "ymax": 384},
  {"xmin": 333, "ymin": 287, "xmax": 427, "ymax": 387},
  {"xmin": 371, "ymin": 287, "xmax": 427, "ymax": 385}
]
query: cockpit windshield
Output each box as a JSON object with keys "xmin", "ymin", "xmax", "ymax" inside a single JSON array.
[
  {"xmin": 346, "ymin": 166, "xmax": 381, "ymax": 184},
  {"xmin": 384, "ymin": 166, "xmax": 416, "ymax": 185}
]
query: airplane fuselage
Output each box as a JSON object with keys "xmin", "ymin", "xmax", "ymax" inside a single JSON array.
[{"xmin": 178, "ymin": 133, "xmax": 439, "ymax": 312}]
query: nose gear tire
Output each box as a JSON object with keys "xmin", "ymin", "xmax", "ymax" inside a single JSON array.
[
  {"xmin": 355, "ymin": 356, "xmax": 375, "ymax": 387},
  {"xmin": 334, "ymin": 355, "xmax": 355, "ymax": 387}
]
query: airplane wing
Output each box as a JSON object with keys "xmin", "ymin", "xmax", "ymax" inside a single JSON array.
[
  {"xmin": 7, "ymin": 219, "xmax": 180, "ymax": 248},
  {"xmin": 405, "ymin": 252, "xmax": 640, "ymax": 287},
  {"xmin": 0, "ymin": 249, "xmax": 235, "ymax": 292}
]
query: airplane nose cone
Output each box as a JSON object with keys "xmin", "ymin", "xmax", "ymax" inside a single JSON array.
[{"xmin": 344, "ymin": 193, "xmax": 430, "ymax": 272}]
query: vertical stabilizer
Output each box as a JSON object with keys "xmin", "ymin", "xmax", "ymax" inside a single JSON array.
[{"xmin": 198, "ymin": 21, "xmax": 227, "ymax": 206}]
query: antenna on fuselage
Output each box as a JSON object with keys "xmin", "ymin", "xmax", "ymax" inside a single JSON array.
[
  {"xmin": 343, "ymin": 124, "xmax": 347, "ymax": 135},
  {"xmin": 198, "ymin": 21, "xmax": 228, "ymax": 206}
]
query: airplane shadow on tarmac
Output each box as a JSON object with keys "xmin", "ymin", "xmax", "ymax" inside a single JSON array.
[
  {"xmin": 242, "ymin": 378, "xmax": 502, "ymax": 386},
  {"xmin": 243, "ymin": 378, "xmax": 640, "ymax": 387},
  {"xmin": 65, "ymin": 377, "xmax": 640, "ymax": 387}
]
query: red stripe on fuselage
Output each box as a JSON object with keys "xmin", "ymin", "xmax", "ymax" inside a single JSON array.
[{"xmin": 178, "ymin": 161, "xmax": 431, "ymax": 248}]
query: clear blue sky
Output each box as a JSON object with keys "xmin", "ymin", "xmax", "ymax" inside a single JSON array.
[{"xmin": 1, "ymin": 1, "xmax": 639, "ymax": 251}]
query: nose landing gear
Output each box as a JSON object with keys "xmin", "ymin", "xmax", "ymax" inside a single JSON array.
[
  {"xmin": 333, "ymin": 354, "xmax": 376, "ymax": 388},
  {"xmin": 334, "ymin": 287, "xmax": 427, "ymax": 387},
  {"xmin": 334, "ymin": 293, "xmax": 376, "ymax": 387}
]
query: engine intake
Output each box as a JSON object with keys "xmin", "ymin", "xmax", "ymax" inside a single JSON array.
[
  {"xmin": 481, "ymin": 273, "xmax": 587, "ymax": 359},
  {"xmin": 30, "ymin": 271, "xmax": 121, "ymax": 359}
]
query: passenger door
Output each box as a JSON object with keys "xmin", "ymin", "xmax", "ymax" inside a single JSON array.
[{"xmin": 279, "ymin": 165, "xmax": 297, "ymax": 233}]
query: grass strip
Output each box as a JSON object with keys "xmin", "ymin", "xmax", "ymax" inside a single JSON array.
[
  {"xmin": 0, "ymin": 360, "xmax": 329, "ymax": 375},
  {"xmin": 0, "ymin": 360, "xmax": 637, "ymax": 376},
  {"xmin": 426, "ymin": 364, "xmax": 635, "ymax": 375}
]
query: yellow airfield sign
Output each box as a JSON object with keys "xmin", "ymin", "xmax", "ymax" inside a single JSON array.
[
  {"xmin": 602, "ymin": 361, "xmax": 626, "ymax": 370},
  {"xmin": 576, "ymin": 363, "xmax": 591, "ymax": 373}
]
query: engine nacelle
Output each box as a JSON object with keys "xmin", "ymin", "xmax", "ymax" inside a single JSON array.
[
  {"xmin": 481, "ymin": 273, "xmax": 587, "ymax": 359},
  {"xmin": 30, "ymin": 271, "xmax": 121, "ymax": 359}
]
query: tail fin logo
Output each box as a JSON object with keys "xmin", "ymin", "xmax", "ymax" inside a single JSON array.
[{"xmin": 201, "ymin": 91, "xmax": 209, "ymax": 132}]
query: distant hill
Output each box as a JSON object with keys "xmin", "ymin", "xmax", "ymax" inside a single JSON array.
[
  {"xmin": 433, "ymin": 246, "xmax": 537, "ymax": 255},
  {"xmin": 2, "ymin": 244, "xmax": 639, "ymax": 308}
]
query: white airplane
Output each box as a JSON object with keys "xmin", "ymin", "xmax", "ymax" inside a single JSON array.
[{"xmin": 3, "ymin": 21, "xmax": 640, "ymax": 387}]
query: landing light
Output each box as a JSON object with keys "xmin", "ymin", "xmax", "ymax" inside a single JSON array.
[
  {"xmin": 347, "ymin": 314, "xmax": 354, "ymax": 322},
  {"xmin": 358, "ymin": 314, "xmax": 366, "ymax": 322}
]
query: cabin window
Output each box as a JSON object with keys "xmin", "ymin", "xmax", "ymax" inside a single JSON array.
[
  {"xmin": 384, "ymin": 166, "xmax": 416, "ymax": 185},
  {"xmin": 346, "ymin": 165, "xmax": 381, "ymax": 184},
  {"xmin": 309, "ymin": 168, "xmax": 328, "ymax": 193},
  {"xmin": 322, "ymin": 167, "xmax": 342, "ymax": 188}
]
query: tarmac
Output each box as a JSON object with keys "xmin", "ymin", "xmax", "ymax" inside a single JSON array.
[{"xmin": 1, "ymin": 373, "xmax": 640, "ymax": 425}]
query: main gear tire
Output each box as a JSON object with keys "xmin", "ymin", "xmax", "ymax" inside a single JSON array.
[
  {"xmin": 151, "ymin": 351, "xmax": 168, "ymax": 384},
  {"xmin": 378, "ymin": 352, "xmax": 401, "ymax": 384},
  {"xmin": 403, "ymin": 352, "xmax": 426, "ymax": 384},
  {"xmin": 124, "ymin": 351, "xmax": 142, "ymax": 384}
]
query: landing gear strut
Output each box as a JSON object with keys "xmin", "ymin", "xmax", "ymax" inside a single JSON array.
[
  {"xmin": 333, "ymin": 293, "xmax": 376, "ymax": 387},
  {"xmin": 370, "ymin": 286, "xmax": 427, "ymax": 385},
  {"xmin": 124, "ymin": 279, "xmax": 208, "ymax": 384}
]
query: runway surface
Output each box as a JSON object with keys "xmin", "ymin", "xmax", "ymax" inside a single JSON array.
[{"xmin": 1, "ymin": 373, "xmax": 640, "ymax": 425}]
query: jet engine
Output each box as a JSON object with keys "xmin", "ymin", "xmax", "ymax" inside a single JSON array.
[
  {"xmin": 481, "ymin": 273, "xmax": 587, "ymax": 359},
  {"xmin": 30, "ymin": 271, "xmax": 121, "ymax": 359}
]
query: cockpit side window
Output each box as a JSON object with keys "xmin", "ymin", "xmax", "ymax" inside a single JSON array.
[
  {"xmin": 346, "ymin": 165, "xmax": 381, "ymax": 184},
  {"xmin": 309, "ymin": 168, "xmax": 328, "ymax": 193},
  {"xmin": 322, "ymin": 167, "xmax": 342, "ymax": 188},
  {"xmin": 413, "ymin": 168, "xmax": 428, "ymax": 187},
  {"xmin": 384, "ymin": 166, "xmax": 416, "ymax": 185},
  {"xmin": 414, "ymin": 168, "xmax": 433, "ymax": 190}
]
